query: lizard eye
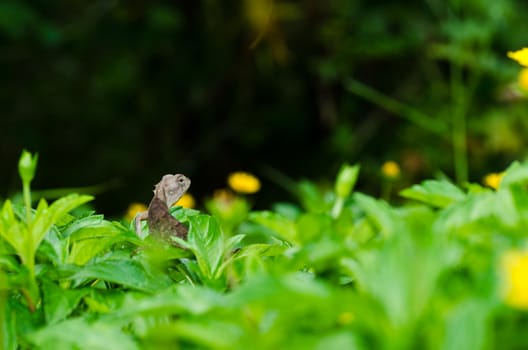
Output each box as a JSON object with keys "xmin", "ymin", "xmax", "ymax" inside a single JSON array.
[{"xmin": 178, "ymin": 178, "xmax": 185, "ymax": 183}]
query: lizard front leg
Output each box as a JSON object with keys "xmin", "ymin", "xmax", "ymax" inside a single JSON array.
[{"xmin": 134, "ymin": 210, "xmax": 149, "ymax": 236}]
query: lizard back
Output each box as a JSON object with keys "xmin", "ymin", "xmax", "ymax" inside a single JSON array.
[{"xmin": 147, "ymin": 197, "xmax": 189, "ymax": 244}]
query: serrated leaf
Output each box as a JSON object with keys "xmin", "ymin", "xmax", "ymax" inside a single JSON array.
[{"xmin": 400, "ymin": 180, "xmax": 465, "ymax": 208}]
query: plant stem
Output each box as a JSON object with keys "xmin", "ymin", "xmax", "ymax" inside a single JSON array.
[
  {"xmin": 20, "ymin": 287, "xmax": 36, "ymax": 313},
  {"xmin": 449, "ymin": 60, "xmax": 480, "ymax": 184},
  {"xmin": 450, "ymin": 62, "xmax": 468, "ymax": 184},
  {"xmin": 331, "ymin": 197, "xmax": 344, "ymax": 218},
  {"xmin": 344, "ymin": 79, "xmax": 448, "ymax": 136},
  {"xmin": 23, "ymin": 182, "xmax": 32, "ymax": 227},
  {"xmin": 381, "ymin": 181, "xmax": 393, "ymax": 202}
]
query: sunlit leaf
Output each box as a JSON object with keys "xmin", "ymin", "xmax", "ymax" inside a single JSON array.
[
  {"xmin": 500, "ymin": 161, "xmax": 528, "ymax": 188},
  {"xmin": 59, "ymin": 259, "xmax": 172, "ymax": 292},
  {"xmin": 187, "ymin": 215, "xmax": 224, "ymax": 281},
  {"xmin": 400, "ymin": 180, "xmax": 466, "ymax": 208},
  {"xmin": 67, "ymin": 219, "xmax": 134, "ymax": 265},
  {"xmin": 0, "ymin": 287, "xmax": 17, "ymax": 350},
  {"xmin": 249, "ymin": 211, "xmax": 298, "ymax": 244},
  {"xmin": 27, "ymin": 318, "xmax": 138, "ymax": 350},
  {"xmin": 105, "ymin": 285, "xmax": 223, "ymax": 321},
  {"xmin": 353, "ymin": 193, "xmax": 398, "ymax": 238},
  {"xmin": 0, "ymin": 200, "xmax": 27, "ymax": 259},
  {"xmin": 440, "ymin": 300, "xmax": 491, "ymax": 350},
  {"xmin": 296, "ymin": 213, "xmax": 333, "ymax": 243},
  {"xmin": 35, "ymin": 194, "xmax": 93, "ymax": 246}
]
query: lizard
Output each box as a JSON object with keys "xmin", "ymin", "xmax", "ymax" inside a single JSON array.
[{"xmin": 134, "ymin": 174, "xmax": 191, "ymax": 245}]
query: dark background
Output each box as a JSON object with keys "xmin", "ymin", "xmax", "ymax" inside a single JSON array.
[{"xmin": 1, "ymin": 0, "xmax": 528, "ymax": 215}]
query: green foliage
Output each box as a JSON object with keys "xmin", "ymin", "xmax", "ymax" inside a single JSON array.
[
  {"xmin": 5, "ymin": 153, "xmax": 528, "ymax": 349},
  {"xmin": 400, "ymin": 179, "xmax": 466, "ymax": 208}
]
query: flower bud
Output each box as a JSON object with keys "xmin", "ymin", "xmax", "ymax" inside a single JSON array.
[
  {"xmin": 18, "ymin": 150, "xmax": 38, "ymax": 184},
  {"xmin": 335, "ymin": 164, "xmax": 359, "ymax": 199}
]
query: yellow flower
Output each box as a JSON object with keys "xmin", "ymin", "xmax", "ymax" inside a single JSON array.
[
  {"xmin": 227, "ymin": 172, "xmax": 261, "ymax": 194},
  {"xmin": 501, "ymin": 249, "xmax": 528, "ymax": 309},
  {"xmin": 125, "ymin": 202, "xmax": 147, "ymax": 221},
  {"xmin": 518, "ymin": 68, "xmax": 528, "ymax": 91},
  {"xmin": 483, "ymin": 172, "xmax": 503, "ymax": 190},
  {"xmin": 381, "ymin": 161, "xmax": 401, "ymax": 179},
  {"xmin": 174, "ymin": 193, "xmax": 195, "ymax": 208},
  {"xmin": 508, "ymin": 48, "xmax": 528, "ymax": 67}
]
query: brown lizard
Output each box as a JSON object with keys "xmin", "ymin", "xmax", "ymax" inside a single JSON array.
[{"xmin": 134, "ymin": 174, "xmax": 191, "ymax": 245}]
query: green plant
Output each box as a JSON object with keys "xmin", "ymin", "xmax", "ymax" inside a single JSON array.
[{"xmin": 4, "ymin": 150, "xmax": 528, "ymax": 349}]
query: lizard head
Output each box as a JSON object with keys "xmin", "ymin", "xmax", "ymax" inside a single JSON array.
[{"xmin": 154, "ymin": 174, "xmax": 191, "ymax": 206}]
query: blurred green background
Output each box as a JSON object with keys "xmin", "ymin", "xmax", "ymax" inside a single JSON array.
[{"xmin": 1, "ymin": 0, "xmax": 527, "ymax": 215}]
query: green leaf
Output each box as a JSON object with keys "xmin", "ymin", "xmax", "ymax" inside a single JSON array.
[
  {"xmin": 312, "ymin": 331, "xmax": 364, "ymax": 350},
  {"xmin": 62, "ymin": 215, "xmax": 108, "ymax": 238},
  {"xmin": 296, "ymin": 213, "xmax": 333, "ymax": 243},
  {"xmin": 169, "ymin": 206, "xmax": 201, "ymax": 221},
  {"xmin": 441, "ymin": 300, "xmax": 491, "ymax": 350},
  {"xmin": 42, "ymin": 281, "xmax": 89, "ymax": 324},
  {"xmin": 354, "ymin": 224, "xmax": 448, "ymax": 330},
  {"xmin": 400, "ymin": 180, "xmax": 466, "ymax": 208},
  {"xmin": 335, "ymin": 164, "xmax": 360, "ymax": 199},
  {"xmin": 187, "ymin": 215, "xmax": 224, "ymax": 281},
  {"xmin": 436, "ymin": 188, "xmax": 520, "ymax": 231},
  {"xmin": 353, "ymin": 193, "xmax": 398, "ymax": 238},
  {"xmin": 225, "ymin": 234, "xmax": 245, "ymax": 252},
  {"xmin": 59, "ymin": 259, "xmax": 172, "ymax": 292},
  {"xmin": 232, "ymin": 243, "xmax": 287, "ymax": 260},
  {"xmin": 27, "ymin": 318, "xmax": 139, "ymax": 350},
  {"xmin": 297, "ymin": 180, "xmax": 329, "ymax": 213},
  {"xmin": 0, "ymin": 200, "xmax": 27, "ymax": 261},
  {"xmin": 293, "ymin": 238, "xmax": 343, "ymax": 270},
  {"xmin": 249, "ymin": 211, "xmax": 298, "ymax": 244},
  {"xmin": 66, "ymin": 217, "xmax": 134, "ymax": 265},
  {"xmin": 31, "ymin": 195, "xmax": 93, "ymax": 264},
  {"xmin": 0, "ymin": 290, "xmax": 17, "ymax": 350},
  {"xmin": 165, "ymin": 319, "xmax": 242, "ymax": 349},
  {"xmin": 38, "ymin": 227, "xmax": 67, "ymax": 265},
  {"xmin": 500, "ymin": 161, "xmax": 528, "ymax": 188},
  {"xmin": 104, "ymin": 285, "xmax": 223, "ymax": 321}
]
